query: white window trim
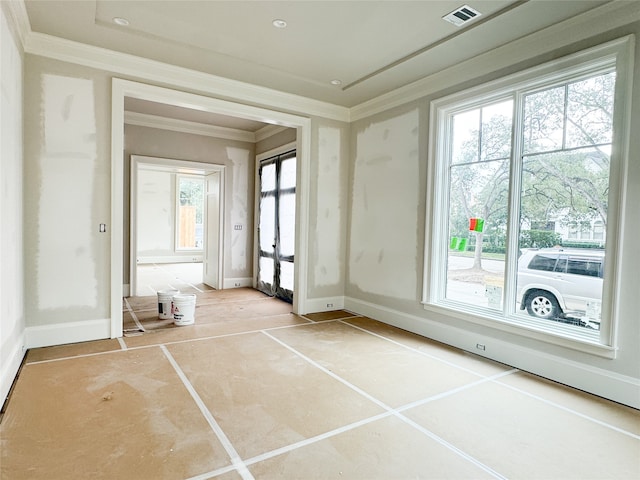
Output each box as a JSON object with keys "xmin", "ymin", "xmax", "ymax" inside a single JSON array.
[{"xmin": 423, "ymin": 35, "xmax": 634, "ymax": 358}]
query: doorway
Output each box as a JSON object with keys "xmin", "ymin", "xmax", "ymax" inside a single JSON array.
[
  {"xmin": 111, "ymin": 79, "xmax": 312, "ymax": 338},
  {"xmin": 257, "ymin": 149, "xmax": 297, "ymax": 303},
  {"xmin": 129, "ymin": 155, "xmax": 225, "ymax": 297}
]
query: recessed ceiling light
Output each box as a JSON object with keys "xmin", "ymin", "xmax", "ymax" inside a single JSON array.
[
  {"xmin": 113, "ymin": 17, "xmax": 130, "ymax": 26},
  {"xmin": 272, "ymin": 19, "xmax": 287, "ymax": 28},
  {"xmin": 330, "ymin": 79, "xmax": 342, "ymax": 86}
]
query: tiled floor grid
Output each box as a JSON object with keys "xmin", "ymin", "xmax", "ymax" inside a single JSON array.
[{"xmin": 1, "ymin": 288, "xmax": 639, "ymax": 479}]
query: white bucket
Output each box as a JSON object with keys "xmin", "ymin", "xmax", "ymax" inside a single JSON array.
[
  {"xmin": 173, "ymin": 294, "xmax": 197, "ymax": 326},
  {"xmin": 157, "ymin": 289, "xmax": 179, "ymax": 320}
]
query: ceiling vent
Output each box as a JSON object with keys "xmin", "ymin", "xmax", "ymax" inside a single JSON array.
[{"xmin": 443, "ymin": 5, "xmax": 482, "ymax": 27}]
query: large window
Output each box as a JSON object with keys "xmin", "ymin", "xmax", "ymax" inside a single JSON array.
[{"xmin": 426, "ymin": 38, "xmax": 632, "ymax": 351}]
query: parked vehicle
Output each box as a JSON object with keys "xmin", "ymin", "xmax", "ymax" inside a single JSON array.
[{"xmin": 517, "ymin": 248, "xmax": 604, "ymax": 328}]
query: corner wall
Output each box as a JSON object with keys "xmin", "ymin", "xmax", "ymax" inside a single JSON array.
[{"xmin": 0, "ymin": 3, "xmax": 25, "ymax": 405}]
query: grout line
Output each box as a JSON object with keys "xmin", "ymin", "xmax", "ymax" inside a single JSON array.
[
  {"xmin": 396, "ymin": 369, "xmax": 519, "ymax": 413},
  {"xmin": 25, "ymin": 349, "xmax": 131, "ymax": 365},
  {"xmin": 160, "ymin": 345, "xmax": 254, "ymax": 480},
  {"xmin": 24, "ymin": 316, "xmax": 321, "ymax": 365},
  {"xmin": 340, "ymin": 319, "xmax": 492, "ymax": 378},
  {"xmin": 493, "ymin": 379, "xmax": 640, "ymax": 440},
  {"xmin": 261, "ymin": 330, "xmax": 506, "ymax": 479},
  {"xmin": 242, "ymin": 411, "xmax": 393, "ymax": 467},
  {"xmin": 241, "ymin": 369, "xmax": 519, "ymax": 471},
  {"xmin": 116, "ymin": 337, "xmax": 128, "ymax": 350},
  {"xmin": 395, "ymin": 414, "xmax": 506, "ymax": 480},
  {"xmin": 300, "ymin": 314, "xmax": 361, "ymax": 323},
  {"xmin": 342, "ymin": 319, "xmax": 640, "ymax": 440},
  {"xmin": 123, "ymin": 297, "xmax": 146, "ymax": 332}
]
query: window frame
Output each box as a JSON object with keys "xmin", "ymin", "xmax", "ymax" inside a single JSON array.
[
  {"xmin": 175, "ymin": 173, "xmax": 205, "ymax": 252},
  {"xmin": 423, "ymin": 36, "xmax": 634, "ymax": 357}
]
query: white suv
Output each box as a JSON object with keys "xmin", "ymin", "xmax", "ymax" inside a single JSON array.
[{"xmin": 517, "ymin": 248, "xmax": 604, "ymax": 328}]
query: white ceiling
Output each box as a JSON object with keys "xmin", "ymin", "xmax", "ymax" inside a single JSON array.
[
  {"xmin": 124, "ymin": 97, "xmax": 270, "ymax": 132},
  {"xmin": 24, "ymin": 0, "xmax": 610, "ymax": 109}
]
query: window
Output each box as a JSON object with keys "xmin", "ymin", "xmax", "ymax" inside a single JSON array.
[
  {"xmin": 426, "ymin": 38, "xmax": 632, "ymax": 351},
  {"xmin": 176, "ymin": 175, "xmax": 204, "ymax": 250},
  {"xmin": 528, "ymin": 254, "xmax": 558, "ymax": 272}
]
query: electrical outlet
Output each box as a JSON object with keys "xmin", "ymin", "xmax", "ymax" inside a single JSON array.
[
  {"xmin": 234, "ymin": 224, "xmax": 242, "ymax": 230},
  {"xmin": 327, "ymin": 303, "xmax": 333, "ymax": 308},
  {"xmin": 234, "ymin": 282, "xmax": 241, "ymax": 287},
  {"xmin": 476, "ymin": 343, "xmax": 486, "ymax": 351}
]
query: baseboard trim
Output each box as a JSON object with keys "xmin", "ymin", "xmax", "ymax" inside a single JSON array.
[
  {"xmin": 345, "ymin": 296, "xmax": 640, "ymax": 409},
  {"xmin": 223, "ymin": 277, "xmax": 253, "ymax": 289},
  {"xmin": 1, "ymin": 332, "xmax": 26, "ymax": 408},
  {"xmin": 25, "ymin": 318, "xmax": 111, "ymax": 349},
  {"xmin": 304, "ymin": 296, "xmax": 346, "ymax": 314}
]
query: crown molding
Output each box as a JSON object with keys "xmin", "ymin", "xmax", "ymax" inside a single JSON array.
[
  {"xmin": 350, "ymin": 0, "xmax": 640, "ymax": 121},
  {"xmin": 2, "ymin": 0, "xmax": 31, "ymax": 49},
  {"xmin": 23, "ymin": 31, "xmax": 350, "ymax": 123},
  {"xmin": 255, "ymin": 124, "xmax": 290, "ymax": 143},
  {"xmin": 124, "ymin": 111, "xmax": 257, "ymax": 142}
]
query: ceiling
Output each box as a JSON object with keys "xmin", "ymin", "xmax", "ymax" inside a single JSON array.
[
  {"xmin": 24, "ymin": 0, "xmax": 611, "ymax": 109},
  {"xmin": 124, "ymin": 97, "xmax": 270, "ymax": 133}
]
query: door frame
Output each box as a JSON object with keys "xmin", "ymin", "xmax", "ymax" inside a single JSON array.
[
  {"xmin": 111, "ymin": 79, "xmax": 311, "ymax": 338},
  {"xmin": 254, "ymin": 142, "xmax": 298, "ymax": 299},
  {"xmin": 129, "ymin": 155, "xmax": 225, "ymax": 297}
]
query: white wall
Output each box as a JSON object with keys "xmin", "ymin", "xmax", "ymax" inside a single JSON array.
[
  {"xmin": 23, "ymin": 55, "xmax": 112, "ymax": 346},
  {"xmin": 346, "ymin": 19, "xmax": 640, "ymax": 408},
  {"xmin": 0, "ymin": 4, "xmax": 25, "ymax": 405},
  {"xmin": 136, "ymin": 168, "xmax": 176, "ymax": 259}
]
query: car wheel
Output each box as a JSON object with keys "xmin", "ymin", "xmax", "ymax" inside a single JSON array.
[{"xmin": 525, "ymin": 290, "xmax": 561, "ymax": 319}]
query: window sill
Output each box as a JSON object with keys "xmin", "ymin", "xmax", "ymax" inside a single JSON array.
[{"xmin": 422, "ymin": 301, "xmax": 617, "ymax": 359}]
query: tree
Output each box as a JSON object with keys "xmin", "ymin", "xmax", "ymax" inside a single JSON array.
[
  {"xmin": 448, "ymin": 70, "xmax": 614, "ymax": 271},
  {"xmin": 450, "ymin": 106, "xmax": 512, "ymax": 270}
]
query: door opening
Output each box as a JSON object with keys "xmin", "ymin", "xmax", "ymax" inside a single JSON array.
[
  {"xmin": 257, "ymin": 150, "xmax": 296, "ymax": 303},
  {"xmin": 129, "ymin": 156, "xmax": 224, "ymax": 297}
]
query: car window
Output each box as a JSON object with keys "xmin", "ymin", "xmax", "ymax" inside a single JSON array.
[
  {"xmin": 554, "ymin": 256, "xmax": 567, "ymax": 273},
  {"xmin": 566, "ymin": 257, "xmax": 602, "ymax": 277},
  {"xmin": 527, "ymin": 254, "xmax": 558, "ymax": 271}
]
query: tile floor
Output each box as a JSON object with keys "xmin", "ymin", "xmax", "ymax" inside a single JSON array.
[{"xmin": 1, "ymin": 288, "xmax": 639, "ymax": 479}]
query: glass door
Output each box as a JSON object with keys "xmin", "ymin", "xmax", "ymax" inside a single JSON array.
[{"xmin": 257, "ymin": 150, "xmax": 296, "ymax": 302}]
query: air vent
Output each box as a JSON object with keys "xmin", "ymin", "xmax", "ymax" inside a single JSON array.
[{"xmin": 443, "ymin": 4, "xmax": 482, "ymax": 27}]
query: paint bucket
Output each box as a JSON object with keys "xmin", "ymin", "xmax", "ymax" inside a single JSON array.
[
  {"xmin": 157, "ymin": 289, "xmax": 179, "ymax": 320},
  {"xmin": 173, "ymin": 294, "xmax": 197, "ymax": 326}
]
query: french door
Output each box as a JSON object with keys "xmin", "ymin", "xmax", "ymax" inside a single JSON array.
[{"xmin": 257, "ymin": 150, "xmax": 296, "ymax": 302}]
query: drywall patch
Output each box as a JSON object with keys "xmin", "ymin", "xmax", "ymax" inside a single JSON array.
[
  {"xmin": 349, "ymin": 109, "xmax": 420, "ymax": 300},
  {"xmin": 37, "ymin": 74, "xmax": 97, "ymax": 310},
  {"xmin": 228, "ymin": 147, "xmax": 250, "ymax": 272},
  {"xmin": 314, "ymin": 127, "xmax": 342, "ymax": 287}
]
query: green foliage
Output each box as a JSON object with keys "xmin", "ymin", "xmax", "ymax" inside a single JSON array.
[
  {"xmin": 560, "ymin": 240, "xmax": 605, "ymax": 250},
  {"xmin": 519, "ymin": 230, "xmax": 562, "ymax": 249}
]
